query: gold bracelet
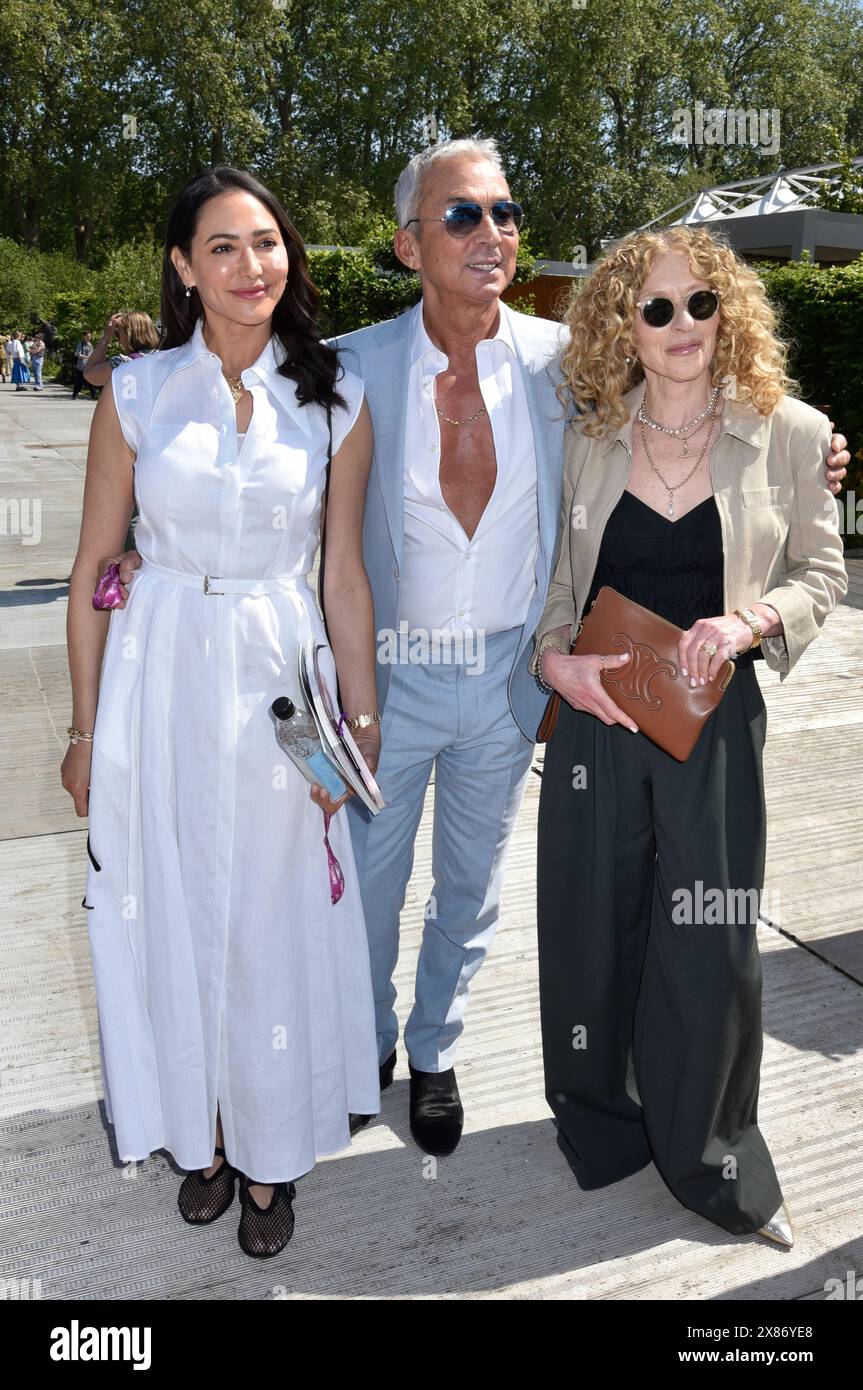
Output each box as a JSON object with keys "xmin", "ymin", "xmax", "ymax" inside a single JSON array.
[
  {"xmin": 535, "ymin": 632, "xmax": 570, "ymax": 694},
  {"xmin": 344, "ymin": 712, "xmax": 381, "ymax": 731},
  {"xmin": 67, "ymin": 726, "xmax": 94, "ymax": 744}
]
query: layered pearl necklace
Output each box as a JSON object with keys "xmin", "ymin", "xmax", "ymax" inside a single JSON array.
[{"xmin": 637, "ymin": 385, "xmax": 721, "ymax": 456}]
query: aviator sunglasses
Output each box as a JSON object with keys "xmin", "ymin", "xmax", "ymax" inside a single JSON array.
[
  {"xmin": 405, "ymin": 200, "xmax": 524, "ymax": 236},
  {"xmin": 636, "ymin": 288, "xmax": 720, "ymax": 328}
]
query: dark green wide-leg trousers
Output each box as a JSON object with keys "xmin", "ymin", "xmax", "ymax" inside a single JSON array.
[{"xmin": 536, "ymin": 664, "xmax": 784, "ymax": 1235}]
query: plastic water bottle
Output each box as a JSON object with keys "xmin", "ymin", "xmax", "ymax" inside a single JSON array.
[{"xmin": 270, "ymin": 697, "xmax": 347, "ymax": 800}]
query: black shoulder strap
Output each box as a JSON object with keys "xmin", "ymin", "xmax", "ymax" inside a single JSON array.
[{"xmin": 317, "ymin": 401, "xmax": 333, "ymax": 632}]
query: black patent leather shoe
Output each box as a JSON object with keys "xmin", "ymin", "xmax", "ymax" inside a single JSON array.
[
  {"xmin": 408, "ymin": 1062, "xmax": 463, "ymax": 1156},
  {"xmin": 348, "ymin": 1047, "xmax": 397, "ymax": 1135}
]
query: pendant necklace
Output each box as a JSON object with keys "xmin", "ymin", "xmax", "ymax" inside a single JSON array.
[{"xmin": 639, "ymin": 398, "xmax": 718, "ymax": 517}]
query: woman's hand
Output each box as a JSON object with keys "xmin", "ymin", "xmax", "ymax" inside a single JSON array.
[
  {"xmin": 60, "ymin": 740, "xmax": 92, "ymax": 817},
  {"xmin": 97, "ymin": 548, "xmax": 142, "ymax": 607},
  {"xmin": 678, "ymin": 614, "xmax": 753, "ymax": 685},
  {"xmin": 308, "ymin": 726, "xmax": 381, "ymax": 816},
  {"xmin": 348, "ymin": 725, "xmax": 380, "ymax": 780},
  {"xmin": 542, "ymin": 648, "xmax": 639, "ymax": 733}
]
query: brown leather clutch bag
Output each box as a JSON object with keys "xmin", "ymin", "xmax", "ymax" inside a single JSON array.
[{"xmin": 535, "ymin": 586, "xmax": 735, "ymax": 760}]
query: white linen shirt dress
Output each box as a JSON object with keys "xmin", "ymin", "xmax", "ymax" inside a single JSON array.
[{"xmin": 83, "ymin": 315, "xmax": 380, "ymax": 1183}]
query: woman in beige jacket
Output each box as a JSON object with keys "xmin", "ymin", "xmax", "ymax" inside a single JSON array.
[{"xmin": 530, "ymin": 225, "xmax": 847, "ymax": 1246}]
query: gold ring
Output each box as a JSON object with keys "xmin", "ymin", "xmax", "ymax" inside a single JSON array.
[{"xmin": 700, "ymin": 642, "xmax": 718, "ymax": 657}]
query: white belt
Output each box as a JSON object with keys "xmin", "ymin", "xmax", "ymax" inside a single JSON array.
[{"xmin": 140, "ymin": 557, "xmax": 305, "ymax": 597}]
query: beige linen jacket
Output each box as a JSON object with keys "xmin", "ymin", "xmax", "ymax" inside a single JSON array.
[{"xmin": 529, "ymin": 380, "xmax": 848, "ymax": 679}]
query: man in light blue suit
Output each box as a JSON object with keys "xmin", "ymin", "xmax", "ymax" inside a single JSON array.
[{"xmin": 335, "ymin": 138, "xmax": 570, "ymax": 1155}]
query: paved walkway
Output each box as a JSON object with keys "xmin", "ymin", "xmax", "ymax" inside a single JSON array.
[{"xmin": 1, "ymin": 381, "xmax": 861, "ymax": 1299}]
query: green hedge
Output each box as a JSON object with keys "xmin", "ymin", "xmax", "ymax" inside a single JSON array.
[{"xmin": 761, "ymin": 256, "xmax": 863, "ymax": 544}]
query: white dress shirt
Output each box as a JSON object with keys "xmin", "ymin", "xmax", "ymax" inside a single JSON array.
[{"xmin": 397, "ymin": 299, "xmax": 539, "ymax": 637}]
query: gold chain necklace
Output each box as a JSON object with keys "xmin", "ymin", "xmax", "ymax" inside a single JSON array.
[
  {"xmin": 435, "ymin": 403, "xmax": 487, "ymax": 426},
  {"xmin": 638, "ymin": 402, "xmax": 718, "ymax": 517},
  {"xmin": 433, "ymin": 379, "xmax": 486, "ymax": 427},
  {"xmin": 224, "ymin": 374, "xmax": 245, "ymax": 403}
]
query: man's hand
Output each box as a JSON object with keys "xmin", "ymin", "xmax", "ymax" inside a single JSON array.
[
  {"xmin": 826, "ymin": 424, "xmax": 849, "ymax": 495},
  {"xmin": 97, "ymin": 548, "xmax": 142, "ymax": 608}
]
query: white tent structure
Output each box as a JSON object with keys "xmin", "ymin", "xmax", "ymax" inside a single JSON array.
[
  {"xmin": 628, "ymin": 157, "xmax": 856, "ymax": 262},
  {"xmin": 637, "ymin": 157, "xmax": 863, "ymax": 264}
]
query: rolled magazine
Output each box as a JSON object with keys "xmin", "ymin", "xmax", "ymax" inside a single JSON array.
[{"xmin": 297, "ymin": 636, "xmax": 385, "ymax": 815}]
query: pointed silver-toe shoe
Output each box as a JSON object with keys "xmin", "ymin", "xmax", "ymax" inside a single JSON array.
[{"xmin": 756, "ymin": 1201, "xmax": 794, "ymax": 1248}]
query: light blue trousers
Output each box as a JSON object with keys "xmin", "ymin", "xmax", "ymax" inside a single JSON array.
[{"xmin": 346, "ymin": 627, "xmax": 535, "ymax": 1073}]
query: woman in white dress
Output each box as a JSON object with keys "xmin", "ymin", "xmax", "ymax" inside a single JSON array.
[{"xmin": 61, "ymin": 167, "xmax": 382, "ymax": 1258}]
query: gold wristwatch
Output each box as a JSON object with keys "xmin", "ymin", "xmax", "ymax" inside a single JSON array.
[
  {"xmin": 734, "ymin": 607, "xmax": 762, "ymax": 649},
  {"xmin": 344, "ymin": 712, "xmax": 381, "ymax": 731}
]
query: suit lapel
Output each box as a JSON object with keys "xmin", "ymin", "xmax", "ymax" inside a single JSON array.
[
  {"xmin": 357, "ymin": 313, "xmax": 413, "ymax": 564},
  {"xmin": 510, "ymin": 315, "xmax": 565, "ymax": 601}
]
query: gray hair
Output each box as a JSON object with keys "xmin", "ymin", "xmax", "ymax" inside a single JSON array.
[{"xmin": 394, "ymin": 137, "xmax": 506, "ymax": 229}]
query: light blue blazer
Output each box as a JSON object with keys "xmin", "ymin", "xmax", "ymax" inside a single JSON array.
[{"xmin": 330, "ymin": 301, "xmax": 569, "ymax": 741}]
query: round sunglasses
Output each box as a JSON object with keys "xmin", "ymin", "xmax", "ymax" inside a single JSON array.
[
  {"xmin": 636, "ymin": 289, "xmax": 720, "ymax": 328},
  {"xmin": 405, "ymin": 200, "xmax": 524, "ymax": 237}
]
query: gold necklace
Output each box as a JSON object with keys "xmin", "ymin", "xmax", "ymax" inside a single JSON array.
[
  {"xmin": 433, "ymin": 379, "xmax": 486, "ymax": 427},
  {"xmin": 638, "ymin": 403, "xmax": 717, "ymax": 517},
  {"xmin": 436, "ymin": 404, "xmax": 487, "ymax": 426},
  {"xmin": 224, "ymin": 374, "xmax": 245, "ymax": 403}
]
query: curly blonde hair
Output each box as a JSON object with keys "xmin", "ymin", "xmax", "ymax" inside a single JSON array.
[{"xmin": 557, "ymin": 225, "xmax": 797, "ymax": 437}]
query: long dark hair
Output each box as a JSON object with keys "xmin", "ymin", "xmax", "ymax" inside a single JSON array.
[{"xmin": 158, "ymin": 166, "xmax": 345, "ymax": 410}]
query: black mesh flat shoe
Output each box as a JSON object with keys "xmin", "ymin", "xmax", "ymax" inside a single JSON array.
[
  {"xmin": 237, "ymin": 1174, "xmax": 297, "ymax": 1258},
  {"xmin": 177, "ymin": 1146, "xmax": 238, "ymax": 1225}
]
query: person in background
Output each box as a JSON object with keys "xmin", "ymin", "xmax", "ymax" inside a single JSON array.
[
  {"xmin": 29, "ymin": 333, "xmax": 45, "ymax": 391},
  {"xmin": 11, "ymin": 333, "xmax": 29, "ymax": 391},
  {"xmin": 83, "ymin": 311, "xmax": 159, "ymax": 390},
  {"xmin": 2, "ymin": 333, "xmax": 12, "ymax": 383},
  {"xmin": 72, "ymin": 332, "xmax": 97, "ymax": 399}
]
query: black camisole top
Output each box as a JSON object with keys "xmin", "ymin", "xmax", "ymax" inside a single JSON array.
[{"xmin": 585, "ymin": 491, "xmax": 758, "ymax": 668}]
